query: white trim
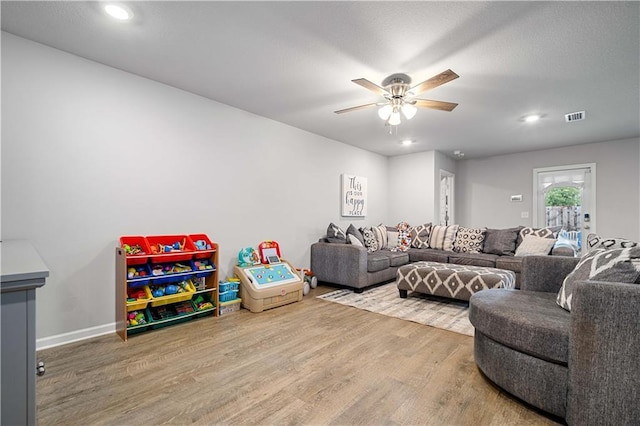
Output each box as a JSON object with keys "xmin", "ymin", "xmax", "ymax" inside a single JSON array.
[
  {"xmin": 36, "ymin": 322, "xmax": 115, "ymax": 351},
  {"xmin": 439, "ymin": 169, "xmax": 455, "ymax": 225},
  {"xmin": 532, "ymin": 163, "xmax": 597, "ymax": 245}
]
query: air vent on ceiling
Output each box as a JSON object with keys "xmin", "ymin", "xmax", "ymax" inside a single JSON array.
[{"xmin": 565, "ymin": 111, "xmax": 585, "ymax": 122}]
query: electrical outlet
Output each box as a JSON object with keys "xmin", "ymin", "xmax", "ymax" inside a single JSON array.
[{"xmin": 521, "ymin": 211, "xmax": 529, "ymax": 219}]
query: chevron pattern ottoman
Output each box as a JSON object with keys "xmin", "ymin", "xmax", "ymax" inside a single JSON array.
[{"xmin": 397, "ymin": 261, "xmax": 516, "ymax": 302}]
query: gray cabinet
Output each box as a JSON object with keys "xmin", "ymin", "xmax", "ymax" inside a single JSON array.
[{"xmin": 1, "ymin": 240, "xmax": 49, "ymax": 426}]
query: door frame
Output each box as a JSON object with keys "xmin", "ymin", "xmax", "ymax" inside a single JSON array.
[
  {"xmin": 532, "ymin": 162, "xmax": 597, "ymax": 237},
  {"xmin": 439, "ymin": 169, "xmax": 455, "ymax": 226}
]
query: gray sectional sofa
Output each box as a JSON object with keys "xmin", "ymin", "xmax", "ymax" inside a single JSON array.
[
  {"xmin": 469, "ymin": 254, "xmax": 640, "ymax": 424},
  {"xmin": 311, "ymin": 224, "xmax": 573, "ymax": 292}
]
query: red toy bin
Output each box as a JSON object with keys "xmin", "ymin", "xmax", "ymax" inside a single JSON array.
[
  {"xmin": 145, "ymin": 235, "xmax": 195, "ymax": 262},
  {"xmin": 120, "ymin": 236, "xmax": 151, "ymax": 265},
  {"xmin": 188, "ymin": 234, "xmax": 217, "ymax": 259}
]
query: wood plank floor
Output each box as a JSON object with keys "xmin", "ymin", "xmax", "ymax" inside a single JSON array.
[{"xmin": 36, "ymin": 286, "xmax": 561, "ymax": 425}]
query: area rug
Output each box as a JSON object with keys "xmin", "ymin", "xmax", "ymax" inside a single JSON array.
[{"xmin": 317, "ymin": 283, "xmax": 474, "ymax": 336}]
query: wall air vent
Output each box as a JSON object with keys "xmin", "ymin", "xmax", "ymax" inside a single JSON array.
[{"xmin": 565, "ymin": 111, "xmax": 585, "ymax": 122}]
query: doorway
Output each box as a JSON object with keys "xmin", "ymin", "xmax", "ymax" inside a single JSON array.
[
  {"xmin": 533, "ymin": 163, "xmax": 596, "ymax": 253},
  {"xmin": 440, "ymin": 170, "xmax": 455, "ymax": 226}
]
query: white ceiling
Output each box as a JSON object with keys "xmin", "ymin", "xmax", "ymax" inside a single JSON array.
[{"xmin": 2, "ymin": 1, "xmax": 639, "ymax": 158}]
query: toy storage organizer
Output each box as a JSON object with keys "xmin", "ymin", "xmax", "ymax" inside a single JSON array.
[{"xmin": 115, "ymin": 234, "xmax": 219, "ymax": 341}]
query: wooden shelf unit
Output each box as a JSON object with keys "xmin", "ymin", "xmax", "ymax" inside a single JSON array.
[{"xmin": 115, "ymin": 241, "xmax": 219, "ymax": 341}]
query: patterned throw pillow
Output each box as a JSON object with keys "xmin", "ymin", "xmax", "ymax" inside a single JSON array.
[
  {"xmin": 386, "ymin": 226, "xmax": 400, "ymax": 249},
  {"xmin": 410, "ymin": 223, "xmax": 432, "ymax": 248},
  {"xmin": 372, "ymin": 224, "xmax": 388, "ymax": 249},
  {"xmin": 452, "ymin": 227, "xmax": 486, "ymax": 253},
  {"xmin": 517, "ymin": 227, "xmax": 555, "ymax": 248},
  {"xmin": 515, "ymin": 235, "xmax": 556, "ymax": 257},
  {"xmin": 346, "ymin": 224, "xmax": 365, "ymax": 246},
  {"xmin": 557, "ymin": 246, "xmax": 640, "ymax": 311},
  {"xmin": 482, "ymin": 227, "xmax": 522, "ymax": 256},
  {"xmin": 360, "ymin": 226, "xmax": 378, "ymax": 252},
  {"xmin": 428, "ymin": 225, "xmax": 459, "ymax": 251},
  {"xmin": 586, "ymin": 233, "xmax": 638, "ymax": 252},
  {"xmin": 326, "ymin": 223, "xmax": 346, "ymax": 243}
]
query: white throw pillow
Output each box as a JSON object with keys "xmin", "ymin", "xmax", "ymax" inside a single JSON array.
[{"xmin": 514, "ymin": 235, "xmax": 556, "ymax": 257}]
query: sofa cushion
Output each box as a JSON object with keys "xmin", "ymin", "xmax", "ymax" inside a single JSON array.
[
  {"xmin": 556, "ymin": 246, "xmax": 640, "ymax": 311},
  {"xmin": 379, "ymin": 249, "xmax": 410, "ymax": 267},
  {"xmin": 407, "ymin": 248, "xmax": 449, "ymax": 263},
  {"xmin": 367, "ymin": 252, "xmax": 391, "ymax": 272},
  {"xmin": 495, "ymin": 256, "xmax": 523, "ymax": 274},
  {"xmin": 517, "ymin": 226, "xmax": 557, "ymax": 248},
  {"xmin": 470, "ymin": 289, "xmax": 570, "ymax": 364},
  {"xmin": 586, "ymin": 233, "xmax": 638, "ymax": 252},
  {"xmin": 326, "ymin": 222, "xmax": 347, "ymax": 243},
  {"xmin": 360, "ymin": 226, "xmax": 378, "ymax": 252},
  {"xmin": 448, "ymin": 252, "xmax": 498, "ymax": 268},
  {"xmin": 409, "ymin": 223, "xmax": 432, "ymax": 248},
  {"xmin": 428, "ymin": 225, "xmax": 459, "ymax": 251},
  {"xmin": 453, "ymin": 226, "xmax": 486, "ymax": 253},
  {"xmin": 515, "ymin": 235, "xmax": 556, "ymax": 257},
  {"xmin": 483, "ymin": 227, "xmax": 522, "ymax": 256}
]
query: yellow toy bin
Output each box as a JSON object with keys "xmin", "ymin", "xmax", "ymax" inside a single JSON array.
[
  {"xmin": 150, "ymin": 280, "xmax": 196, "ymax": 307},
  {"xmin": 126, "ymin": 286, "xmax": 152, "ymax": 312}
]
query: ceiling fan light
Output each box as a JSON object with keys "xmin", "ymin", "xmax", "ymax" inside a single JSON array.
[
  {"xmin": 388, "ymin": 110, "xmax": 401, "ymax": 126},
  {"xmin": 378, "ymin": 105, "xmax": 392, "ymax": 120},
  {"xmin": 401, "ymin": 103, "xmax": 417, "ymax": 120}
]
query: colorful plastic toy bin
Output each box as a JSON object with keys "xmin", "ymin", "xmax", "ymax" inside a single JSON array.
[
  {"xmin": 146, "ymin": 235, "xmax": 195, "ymax": 262},
  {"xmin": 219, "ymin": 299, "xmax": 241, "ymax": 316},
  {"xmin": 126, "ymin": 264, "xmax": 151, "ymax": 286},
  {"xmin": 149, "ymin": 261, "xmax": 193, "ymax": 284},
  {"xmin": 218, "ymin": 281, "xmax": 239, "ymax": 293},
  {"xmin": 192, "ymin": 259, "xmax": 216, "ymax": 278},
  {"xmin": 127, "ymin": 309, "xmax": 151, "ymax": 328},
  {"xmin": 192, "ymin": 292, "xmax": 216, "ymax": 316},
  {"xmin": 188, "ymin": 234, "xmax": 216, "ymax": 259},
  {"xmin": 126, "ymin": 285, "xmax": 152, "ymax": 312},
  {"xmin": 149, "ymin": 280, "xmax": 196, "ymax": 307},
  {"xmin": 120, "ymin": 236, "xmax": 152, "ymax": 265},
  {"xmin": 219, "ymin": 289, "xmax": 240, "ymax": 303}
]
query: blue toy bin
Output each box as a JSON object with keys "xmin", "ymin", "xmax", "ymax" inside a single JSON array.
[
  {"xmin": 149, "ymin": 262, "xmax": 193, "ymax": 284},
  {"xmin": 126, "ymin": 264, "xmax": 152, "ymax": 286},
  {"xmin": 219, "ymin": 289, "xmax": 240, "ymax": 303},
  {"xmin": 191, "ymin": 258, "xmax": 216, "ymax": 278},
  {"xmin": 219, "ymin": 281, "xmax": 239, "ymax": 293}
]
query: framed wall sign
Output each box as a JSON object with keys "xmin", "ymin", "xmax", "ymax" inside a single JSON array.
[{"xmin": 341, "ymin": 174, "xmax": 367, "ymax": 217}]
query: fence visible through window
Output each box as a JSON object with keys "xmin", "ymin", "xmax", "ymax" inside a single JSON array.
[{"xmin": 545, "ymin": 206, "xmax": 581, "ymax": 231}]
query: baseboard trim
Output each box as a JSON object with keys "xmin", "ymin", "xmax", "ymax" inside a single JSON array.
[{"xmin": 36, "ymin": 322, "xmax": 116, "ymax": 351}]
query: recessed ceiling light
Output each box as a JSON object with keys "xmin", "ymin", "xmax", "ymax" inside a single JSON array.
[
  {"xmin": 104, "ymin": 4, "xmax": 133, "ymax": 20},
  {"xmin": 401, "ymin": 139, "xmax": 413, "ymax": 146},
  {"xmin": 520, "ymin": 113, "xmax": 545, "ymax": 123}
]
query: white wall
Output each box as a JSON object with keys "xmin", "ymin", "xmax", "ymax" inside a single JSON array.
[
  {"xmin": 387, "ymin": 150, "xmax": 436, "ymax": 226},
  {"xmin": 1, "ymin": 33, "xmax": 389, "ymax": 347},
  {"xmin": 456, "ymin": 138, "xmax": 640, "ymax": 240}
]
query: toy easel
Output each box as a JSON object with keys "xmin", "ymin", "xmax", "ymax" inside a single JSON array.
[{"xmin": 258, "ymin": 240, "xmax": 281, "ymax": 264}]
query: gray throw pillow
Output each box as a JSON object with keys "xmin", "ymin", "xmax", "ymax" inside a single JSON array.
[
  {"xmin": 346, "ymin": 224, "xmax": 365, "ymax": 246},
  {"xmin": 360, "ymin": 226, "xmax": 378, "ymax": 252},
  {"xmin": 586, "ymin": 233, "xmax": 638, "ymax": 252},
  {"xmin": 409, "ymin": 223, "xmax": 431, "ymax": 248},
  {"xmin": 482, "ymin": 226, "xmax": 523, "ymax": 256},
  {"xmin": 557, "ymin": 246, "xmax": 640, "ymax": 311},
  {"xmin": 453, "ymin": 226, "xmax": 486, "ymax": 253},
  {"xmin": 326, "ymin": 222, "xmax": 347, "ymax": 243}
]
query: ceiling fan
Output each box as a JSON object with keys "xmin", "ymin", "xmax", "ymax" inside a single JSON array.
[{"xmin": 335, "ymin": 69, "xmax": 459, "ymax": 126}]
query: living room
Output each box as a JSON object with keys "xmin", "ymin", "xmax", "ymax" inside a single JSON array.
[{"xmin": 2, "ymin": 2, "xmax": 639, "ymax": 424}]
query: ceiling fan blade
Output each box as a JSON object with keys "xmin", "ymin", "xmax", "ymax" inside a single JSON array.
[
  {"xmin": 414, "ymin": 99, "xmax": 458, "ymax": 112},
  {"xmin": 352, "ymin": 78, "xmax": 388, "ymax": 96},
  {"xmin": 334, "ymin": 103, "xmax": 378, "ymax": 114},
  {"xmin": 409, "ymin": 69, "xmax": 459, "ymax": 95}
]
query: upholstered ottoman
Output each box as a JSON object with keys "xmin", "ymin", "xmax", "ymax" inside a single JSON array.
[{"xmin": 397, "ymin": 261, "xmax": 516, "ymax": 301}]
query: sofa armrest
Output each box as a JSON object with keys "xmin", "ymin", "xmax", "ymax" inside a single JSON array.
[
  {"xmin": 520, "ymin": 255, "xmax": 579, "ymax": 293},
  {"xmin": 310, "ymin": 242, "xmax": 368, "ymax": 288},
  {"xmin": 567, "ymin": 280, "xmax": 640, "ymax": 425}
]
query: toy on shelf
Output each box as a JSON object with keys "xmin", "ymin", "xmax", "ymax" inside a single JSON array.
[
  {"xmin": 127, "ymin": 265, "xmax": 148, "ymax": 279},
  {"xmin": 296, "ymin": 268, "xmax": 318, "ymax": 296},
  {"xmin": 238, "ymin": 247, "xmax": 261, "ymax": 267},
  {"xmin": 127, "ymin": 287, "xmax": 148, "ymax": 302},
  {"xmin": 150, "ymin": 280, "xmax": 190, "ymax": 297},
  {"xmin": 193, "ymin": 259, "xmax": 214, "ymax": 271},
  {"xmin": 193, "ymin": 239, "xmax": 212, "ymax": 251},
  {"xmin": 150, "ymin": 239, "xmax": 187, "ymax": 254},
  {"xmin": 150, "ymin": 263, "xmax": 192, "ymax": 276},
  {"xmin": 127, "ymin": 311, "xmax": 147, "ymax": 327},
  {"xmin": 193, "ymin": 294, "xmax": 214, "ymax": 311},
  {"xmin": 123, "ymin": 244, "xmax": 146, "ymax": 255}
]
